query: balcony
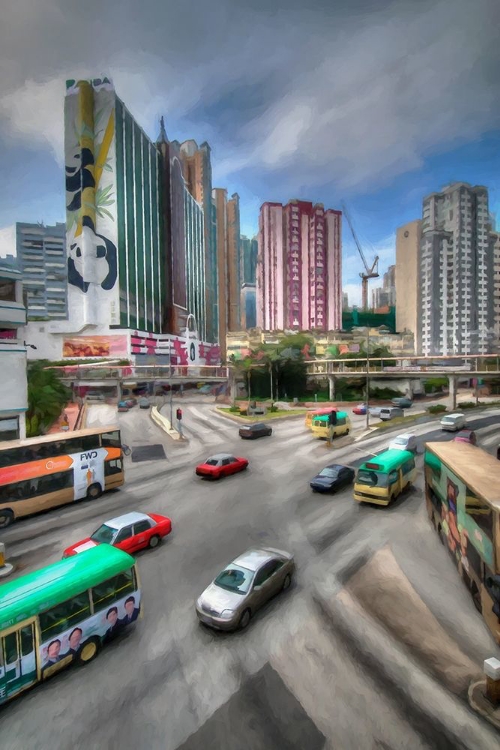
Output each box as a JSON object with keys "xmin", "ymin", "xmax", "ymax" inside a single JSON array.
[{"xmin": 0, "ymin": 301, "xmax": 26, "ymax": 326}]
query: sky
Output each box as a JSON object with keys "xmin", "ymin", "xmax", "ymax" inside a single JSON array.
[{"xmin": 1, "ymin": 0, "xmax": 499, "ymax": 306}]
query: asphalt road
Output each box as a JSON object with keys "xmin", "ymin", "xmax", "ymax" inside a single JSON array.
[{"xmin": 1, "ymin": 403, "xmax": 500, "ymax": 749}]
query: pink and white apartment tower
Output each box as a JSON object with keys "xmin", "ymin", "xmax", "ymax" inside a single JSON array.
[{"xmin": 257, "ymin": 200, "xmax": 342, "ymax": 332}]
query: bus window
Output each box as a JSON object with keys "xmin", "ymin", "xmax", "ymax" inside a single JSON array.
[
  {"xmin": 465, "ymin": 492, "xmax": 493, "ymax": 538},
  {"xmin": 20, "ymin": 625, "xmax": 34, "ymax": 656},
  {"xmin": 3, "ymin": 632, "xmax": 18, "ymax": 666},
  {"xmin": 388, "ymin": 470, "xmax": 398, "ymax": 485},
  {"xmin": 402, "ymin": 459, "xmax": 415, "ymax": 474},
  {"xmin": 91, "ymin": 569, "xmax": 135, "ymax": 613},
  {"xmin": 65, "ymin": 435, "xmax": 100, "ymax": 454},
  {"xmin": 101, "ymin": 430, "xmax": 121, "ymax": 448},
  {"xmin": 104, "ymin": 459, "xmax": 123, "ymax": 476},
  {"xmin": 39, "ymin": 592, "xmax": 91, "ymax": 641},
  {"xmin": 5, "ymin": 470, "xmax": 73, "ymax": 502}
]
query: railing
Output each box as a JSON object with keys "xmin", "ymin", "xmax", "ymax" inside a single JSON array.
[
  {"xmin": 49, "ymin": 364, "xmax": 231, "ymax": 380},
  {"xmin": 306, "ymin": 354, "xmax": 500, "ymax": 376}
]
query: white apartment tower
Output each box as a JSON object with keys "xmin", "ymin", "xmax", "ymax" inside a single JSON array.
[{"xmin": 419, "ymin": 183, "xmax": 495, "ymax": 356}]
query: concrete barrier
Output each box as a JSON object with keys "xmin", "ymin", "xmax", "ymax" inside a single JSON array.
[{"xmin": 151, "ymin": 406, "xmax": 183, "ymax": 441}]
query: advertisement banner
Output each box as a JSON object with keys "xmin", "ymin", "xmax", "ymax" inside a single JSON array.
[
  {"xmin": 39, "ymin": 590, "xmax": 141, "ymax": 680},
  {"xmin": 430, "ymin": 460, "xmax": 494, "ymax": 568},
  {"xmin": 65, "ymin": 78, "xmax": 120, "ymax": 328},
  {"xmin": 63, "ymin": 335, "xmax": 128, "ymax": 358}
]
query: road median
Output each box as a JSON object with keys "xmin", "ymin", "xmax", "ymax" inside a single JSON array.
[{"xmin": 151, "ymin": 405, "xmax": 187, "ymax": 442}]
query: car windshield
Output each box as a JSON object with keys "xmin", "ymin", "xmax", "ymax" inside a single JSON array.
[
  {"xmin": 205, "ymin": 459, "xmax": 220, "ymax": 466},
  {"xmin": 393, "ymin": 438, "xmax": 407, "ymax": 445},
  {"xmin": 214, "ymin": 565, "xmax": 254, "ymax": 594},
  {"xmin": 90, "ymin": 524, "xmax": 116, "ymax": 544},
  {"xmin": 319, "ymin": 468, "xmax": 339, "ymax": 478},
  {"xmin": 357, "ymin": 469, "xmax": 389, "ymax": 488}
]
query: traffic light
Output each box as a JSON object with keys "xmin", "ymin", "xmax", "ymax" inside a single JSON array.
[
  {"xmin": 176, "ymin": 408, "xmax": 182, "ymax": 421},
  {"xmin": 328, "ymin": 410, "xmax": 337, "ymax": 426}
]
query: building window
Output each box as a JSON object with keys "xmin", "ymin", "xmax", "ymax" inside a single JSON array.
[{"xmin": 0, "ymin": 281, "xmax": 16, "ymax": 303}]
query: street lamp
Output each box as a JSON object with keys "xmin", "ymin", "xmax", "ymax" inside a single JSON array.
[
  {"xmin": 365, "ymin": 329, "xmax": 370, "ymax": 430},
  {"xmin": 24, "ymin": 342, "xmax": 37, "ymax": 350}
]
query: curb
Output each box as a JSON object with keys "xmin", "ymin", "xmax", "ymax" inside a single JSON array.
[
  {"xmin": 469, "ymin": 679, "xmax": 500, "ymax": 730},
  {"xmin": 311, "ymin": 582, "xmax": 499, "ymax": 750},
  {"xmin": 151, "ymin": 405, "xmax": 188, "ymax": 443},
  {"xmin": 214, "ymin": 408, "xmax": 308, "ymax": 424}
]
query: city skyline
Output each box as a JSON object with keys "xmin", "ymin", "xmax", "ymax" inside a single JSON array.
[{"xmin": 1, "ymin": 0, "xmax": 499, "ymax": 307}]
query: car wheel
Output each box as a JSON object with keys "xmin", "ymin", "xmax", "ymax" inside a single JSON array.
[
  {"xmin": 77, "ymin": 637, "xmax": 100, "ymax": 665},
  {"xmin": 267, "ymin": 430, "xmax": 272, "ymax": 436},
  {"xmin": 282, "ymin": 574, "xmax": 292, "ymax": 591},
  {"xmin": 86, "ymin": 483, "xmax": 102, "ymax": 500},
  {"xmin": 0, "ymin": 509, "xmax": 14, "ymax": 528},
  {"xmin": 148, "ymin": 534, "xmax": 161, "ymax": 549},
  {"xmin": 239, "ymin": 609, "xmax": 251, "ymax": 629}
]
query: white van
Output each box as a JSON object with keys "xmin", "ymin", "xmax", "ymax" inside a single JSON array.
[
  {"xmin": 440, "ymin": 413, "xmax": 466, "ymax": 432},
  {"xmin": 379, "ymin": 407, "xmax": 404, "ymax": 421}
]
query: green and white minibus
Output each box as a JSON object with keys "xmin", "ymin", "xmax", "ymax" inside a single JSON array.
[{"xmin": 0, "ymin": 545, "xmax": 141, "ymax": 704}]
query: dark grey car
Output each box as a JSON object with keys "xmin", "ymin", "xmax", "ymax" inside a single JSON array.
[
  {"xmin": 195, "ymin": 548, "xmax": 295, "ymax": 631},
  {"xmin": 239, "ymin": 422, "xmax": 272, "ymax": 439}
]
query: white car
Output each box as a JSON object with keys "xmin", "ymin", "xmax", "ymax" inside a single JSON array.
[{"xmin": 389, "ymin": 433, "xmax": 417, "ymax": 453}]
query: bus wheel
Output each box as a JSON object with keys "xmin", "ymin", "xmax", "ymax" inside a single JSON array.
[
  {"xmin": 0, "ymin": 509, "xmax": 13, "ymax": 528},
  {"xmin": 87, "ymin": 483, "xmax": 102, "ymax": 500},
  {"xmin": 78, "ymin": 638, "xmax": 100, "ymax": 665}
]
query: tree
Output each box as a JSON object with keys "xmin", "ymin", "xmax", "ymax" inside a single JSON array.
[{"xmin": 26, "ymin": 362, "xmax": 72, "ymax": 437}]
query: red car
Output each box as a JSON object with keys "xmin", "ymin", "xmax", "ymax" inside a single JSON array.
[
  {"xmin": 62, "ymin": 511, "xmax": 172, "ymax": 557},
  {"xmin": 352, "ymin": 404, "xmax": 367, "ymax": 415},
  {"xmin": 196, "ymin": 453, "xmax": 249, "ymax": 480}
]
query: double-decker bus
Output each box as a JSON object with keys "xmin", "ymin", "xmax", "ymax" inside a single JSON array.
[
  {"xmin": 0, "ymin": 427, "xmax": 124, "ymax": 528},
  {"xmin": 0, "ymin": 545, "xmax": 141, "ymax": 704},
  {"xmin": 424, "ymin": 441, "xmax": 500, "ymax": 644}
]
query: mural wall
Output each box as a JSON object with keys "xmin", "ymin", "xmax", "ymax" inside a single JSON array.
[{"xmin": 65, "ymin": 78, "xmax": 119, "ymax": 327}]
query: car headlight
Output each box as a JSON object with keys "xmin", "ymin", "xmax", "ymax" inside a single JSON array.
[{"xmin": 220, "ymin": 610, "xmax": 235, "ymax": 619}]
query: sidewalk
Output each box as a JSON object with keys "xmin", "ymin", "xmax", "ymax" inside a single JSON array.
[{"xmin": 48, "ymin": 403, "xmax": 80, "ymax": 434}]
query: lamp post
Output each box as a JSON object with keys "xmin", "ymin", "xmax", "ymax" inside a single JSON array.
[{"xmin": 366, "ymin": 329, "xmax": 370, "ymax": 430}]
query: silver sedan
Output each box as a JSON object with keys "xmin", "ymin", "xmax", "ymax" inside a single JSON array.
[{"xmin": 195, "ymin": 547, "xmax": 295, "ymax": 631}]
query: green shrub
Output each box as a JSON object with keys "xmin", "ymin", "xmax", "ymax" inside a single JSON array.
[
  {"xmin": 370, "ymin": 386, "xmax": 403, "ymax": 399},
  {"xmin": 427, "ymin": 404, "xmax": 447, "ymax": 414},
  {"xmin": 239, "ymin": 409, "xmax": 248, "ymax": 416},
  {"xmin": 269, "ymin": 405, "xmax": 278, "ymax": 413},
  {"xmin": 229, "ymin": 404, "xmax": 240, "ymax": 413},
  {"xmin": 458, "ymin": 401, "xmax": 477, "ymax": 409}
]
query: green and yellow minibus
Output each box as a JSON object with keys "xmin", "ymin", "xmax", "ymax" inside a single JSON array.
[
  {"xmin": 354, "ymin": 449, "xmax": 416, "ymax": 505},
  {"xmin": 310, "ymin": 412, "xmax": 351, "ymax": 439},
  {"xmin": 0, "ymin": 545, "xmax": 141, "ymax": 704},
  {"xmin": 305, "ymin": 408, "xmax": 335, "ymax": 430}
]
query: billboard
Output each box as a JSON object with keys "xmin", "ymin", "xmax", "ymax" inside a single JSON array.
[
  {"xmin": 65, "ymin": 78, "xmax": 120, "ymax": 328},
  {"xmin": 63, "ymin": 335, "xmax": 128, "ymax": 359}
]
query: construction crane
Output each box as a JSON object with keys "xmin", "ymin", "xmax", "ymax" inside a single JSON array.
[{"xmin": 341, "ymin": 202, "xmax": 379, "ymax": 311}]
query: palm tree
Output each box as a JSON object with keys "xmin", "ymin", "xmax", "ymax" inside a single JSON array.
[{"xmin": 26, "ymin": 362, "xmax": 72, "ymax": 437}]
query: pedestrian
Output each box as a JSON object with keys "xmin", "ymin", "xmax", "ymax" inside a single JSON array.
[{"xmin": 61, "ymin": 412, "xmax": 69, "ymax": 432}]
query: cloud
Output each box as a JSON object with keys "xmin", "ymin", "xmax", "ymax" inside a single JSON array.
[
  {"xmin": 0, "ymin": 0, "xmax": 498, "ymax": 238},
  {"xmin": 0, "ymin": 225, "xmax": 16, "ymax": 258}
]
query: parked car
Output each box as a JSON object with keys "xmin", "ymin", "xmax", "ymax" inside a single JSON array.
[
  {"xmin": 138, "ymin": 397, "xmax": 150, "ymax": 409},
  {"xmin": 239, "ymin": 422, "xmax": 272, "ymax": 440},
  {"xmin": 453, "ymin": 429, "xmax": 477, "ymax": 446},
  {"xmin": 379, "ymin": 407, "xmax": 404, "ymax": 421},
  {"xmin": 196, "ymin": 453, "xmax": 249, "ymax": 480},
  {"xmin": 392, "ymin": 397, "xmax": 413, "ymax": 408},
  {"xmin": 117, "ymin": 400, "xmax": 130, "ymax": 412},
  {"xmin": 62, "ymin": 511, "xmax": 172, "ymax": 557},
  {"xmin": 195, "ymin": 547, "xmax": 295, "ymax": 631},
  {"xmin": 389, "ymin": 433, "xmax": 418, "ymax": 453},
  {"xmin": 368, "ymin": 406, "xmax": 383, "ymax": 417},
  {"xmin": 309, "ymin": 463, "xmax": 355, "ymax": 493},
  {"xmin": 124, "ymin": 397, "xmax": 137, "ymax": 408},
  {"xmin": 440, "ymin": 413, "xmax": 466, "ymax": 432},
  {"xmin": 352, "ymin": 404, "xmax": 367, "ymax": 415}
]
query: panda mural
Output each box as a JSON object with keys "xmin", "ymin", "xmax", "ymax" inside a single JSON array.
[{"xmin": 64, "ymin": 78, "xmax": 120, "ymax": 326}]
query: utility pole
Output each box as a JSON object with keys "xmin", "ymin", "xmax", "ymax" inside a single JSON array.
[
  {"xmin": 366, "ymin": 329, "xmax": 370, "ymax": 430},
  {"xmin": 170, "ymin": 382, "xmax": 174, "ymax": 427}
]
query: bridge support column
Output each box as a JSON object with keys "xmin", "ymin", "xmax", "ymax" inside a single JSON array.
[
  {"xmin": 448, "ymin": 375, "xmax": 457, "ymax": 411},
  {"xmin": 116, "ymin": 381, "xmax": 122, "ymax": 402},
  {"xmin": 229, "ymin": 370, "xmax": 238, "ymax": 402},
  {"xmin": 328, "ymin": 375, "xmax": 335, "ymax": 402}
]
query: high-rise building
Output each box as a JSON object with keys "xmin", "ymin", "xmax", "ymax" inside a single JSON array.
[
  {"xmin": 178, "ymin": 140, "xmax": 217, "ymax": 343},
  {"xmin": 372, "ymin": 263, "xmax": 396, "ymax": 310},
  {"xmin": 342, "ymin": 292, "xmax": 349, "ymax": 311},
  {"xmin": 257, "ymin": 199, "xmax": 342, "ymax": 332},
  {"xmin": 492, "ymin": 231, "xmax": 500, "ymax": 342},
  {"xmin": 17, "ymin": 222, "xmax": 67, "ymax": 320},
  {"xmin": 213, "ymin": 188, "xmax": 228, "ymax": 359},
  {"xmin": 184, "ymin": 190, "xmax": 206, "ymax": 341},
  {"xmin": 226, "ymin": 193, "xmax": 241, "ymax": 332},
  {"xmin": 396, "ymin": 220, "xmax": 421, "ymax": 339},
  {"xmin": 419, "ymin": 183, "xmax": 495, "ymax": 355},
  {"xmin": 240, "ymin": 283, "xmax": 256, "ymax": 329},
  {"xmin": 0, "ymin": 261, "xmax": 27, "ymax": 440},
  {"xmin": 64, "ymin": 77, "xmax": 165, "ymax": 333},
  {"xmin": 241, "ymin": 236, "xmax": 258, "ymax": 284}
]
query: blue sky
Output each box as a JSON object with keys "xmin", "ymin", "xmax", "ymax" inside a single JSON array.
[{"xmin": 1, "ymin": 0, "xmax": 499, "ymax": 306}]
